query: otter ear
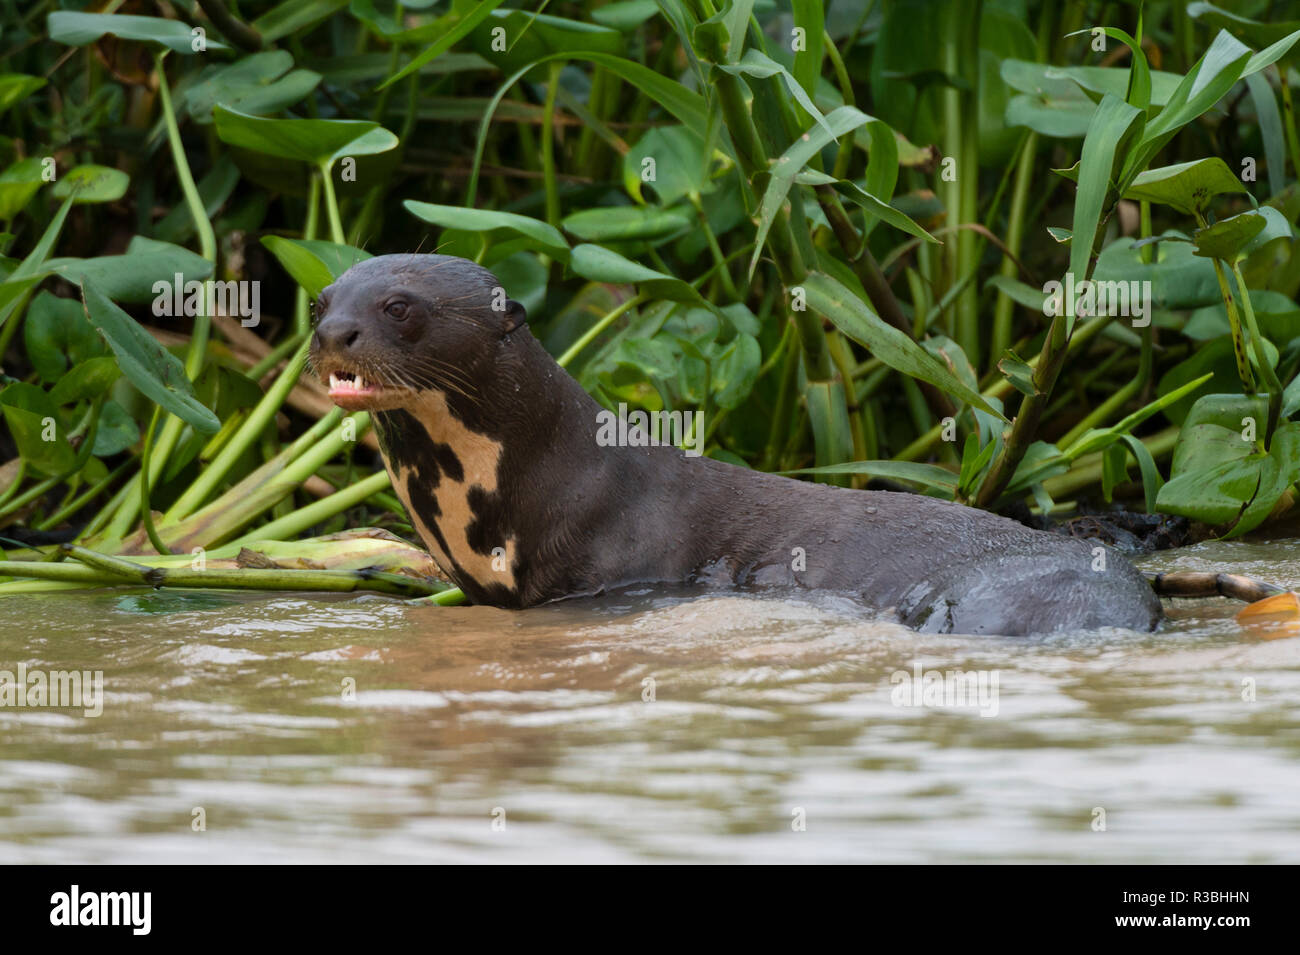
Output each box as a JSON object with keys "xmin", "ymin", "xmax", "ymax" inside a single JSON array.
[{"xmin": 502, "ymin": 299, "xmax": 527, "ymax": 334}]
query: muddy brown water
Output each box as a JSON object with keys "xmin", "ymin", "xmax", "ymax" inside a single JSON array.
[{"xmin": 1, "ymin": 538, "xmax": 1298, "ymax": 863}]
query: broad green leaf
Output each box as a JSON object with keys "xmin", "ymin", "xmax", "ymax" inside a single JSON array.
[
  {"xmin": 262, "ymin": 237, "xmax": 372, "ymax": 298},
  {"xmin": 1192, "ymin": 210, "xmax": 1268, "ymax": 262},
  {"xmin": 1123, "ymin": 158, "xmax": 1247, "ymax": 216},
  {"xmin": 43, "ymin": 240, "xmax": 214, "ymax": 304},
  {"xmin": 80, "ymin": 281, "xmax": 220, "ymax": 435},
  {"xmin": 49, "ymin": 356, "xmax": 121, "ymax": 406},
  {"xmin": 47, "ymin": 11, "xmax": 230, "ymax": 54},
  {"xmin": 624, "ymin": 125, "xmax": 714, "ymax": 206},
  {"xmin": 562, "ymin": 206, "xmax": 691, "ymax": 243},
  {"xmin": 23, "ymin": 291, "xmax": 105, "ymax": 381},
  {"xmin": 405, "ymin": 201, "xmax": 570, "ymax": 261},
  {"xmin": 51, "ymin": 165, "xmax": 129, "ymax": 204},
  {"xmin": 569, "ymin": 244, "xmax": 716, "ymax": 311},
  {"xmin": 0, "ymin": 383, "xmax": 76, "ymax": 475},
  {"xmin": 214, "ymin": 105, "xmax": 395, "ymax": 165},
  {"xmin": 1093, "ymin": 238, "xmax": 1221, "ymax": 310},
  {"xmin": 91, "ymin": 399, "xmax": 140, "ymax": 457},
  {"xmin": 1070, "ymin": 27, "xmax": 1151, "ymax": 111},
  {"xmin": 184, "ymin": 51, "xmax": 320, "ymax": 123}
]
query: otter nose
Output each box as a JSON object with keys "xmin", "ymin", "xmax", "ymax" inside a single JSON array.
[{"xmin": 313, "ymin": 314, "xmax": 362, "ymax": 352}]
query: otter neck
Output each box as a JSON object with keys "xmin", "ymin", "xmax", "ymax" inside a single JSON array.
[{"xmin": 371, "ymin": 331, "xmax": 608, "ymax": 604}]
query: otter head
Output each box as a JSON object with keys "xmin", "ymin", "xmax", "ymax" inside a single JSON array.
[{"xmin": 310, "ymin": 253, "xmax": 527, "ymax": 412}]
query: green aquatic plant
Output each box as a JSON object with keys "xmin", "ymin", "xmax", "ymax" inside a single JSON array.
[{"xmin": 2, "ymin": 1, "xmax": 1300, "ymax": 597}]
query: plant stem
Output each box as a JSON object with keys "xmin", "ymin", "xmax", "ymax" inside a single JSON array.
[{"xmin": 557, "ymin": 295, "xmax": 643, "ymax": 368}]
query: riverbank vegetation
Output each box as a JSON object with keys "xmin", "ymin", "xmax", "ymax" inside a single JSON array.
[{"xmin": 2, "ymin": 0, "xmax": 1299, "ymax": 595}]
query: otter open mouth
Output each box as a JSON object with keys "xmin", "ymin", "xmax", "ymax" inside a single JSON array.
[
  {"xmin": 327, "ymin": 369, "xmax": 378, "ymax": 398},
  {"xmin": 319, "ymin": 366, "xmax": 418, "ymax": 412}
]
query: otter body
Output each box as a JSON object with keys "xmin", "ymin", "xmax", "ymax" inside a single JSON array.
[{"xmin": 311, "ymin": 254, "xmax": 1162, "ymax": 636}]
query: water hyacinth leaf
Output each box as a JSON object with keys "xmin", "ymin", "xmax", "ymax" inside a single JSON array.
[
  {"xmin": 1192, "ymin": 210, "xmax": 1268, "ymax": 262},
  {"xmin": 51, "ymin": 165, "xmax": 129, "ymax": 204},
  {"xmin": 1001, "ymin": 60, "xmax": 1101, "ymax": 138},
  {"xmin": 24, "ymin": 291, "xmax": 104, "ymax": 381},
  {"xmin": 623, "ymin": 125, "xmax": 713, "ymax": 206},
  {"xmin": 801, "ymin": 271, "xmax": 1003, "ymax": 418},
  {"xmin": 405, "ymin": 201, "xmax": 570, "ymax": 261},
  {"xmin": 569, "ymin": 244, "xmax": 717, "ymax": 312},
  {"xmin": 750, "ymin": 106, "xmax": 871, "ymax": 278},
  {"xmin": 0, "ymin": 382, "xmax": 77, "ymax": 475},
  {"xmin": 262, "ymin": 238, "xmax": 372, "ymax": 298},
  {"xmin": 80, "ymin": 281, "xmax": 220, "ymax": 435},
  {"xmin": 47, "ymin": 11, "xmax": 230, "ymax": 54},
  {"xmin": 1122, "ymin": 158, "xmax": 1248, "ymax": 216},
  {"xmin": 91, "ymin": 399, "xmax": 140, "ymax": 458},
  {"xmin": 1156, "ymin": 417, "xmax": 1300, "ymax": 536},
  {"xmin": 1119, "ymin": 434, "xmax": 1164, "ymax": 514},
  {"xmin": 561, "ymin": 206, "xmax": 692, "ymax": 243},
  {"xmin": 1093, "ymin": 238, "xmax": 1222, "ymax": 310},
  {"xmin": 214, "ymin": 105, "xmax": 393, "ymax": 165},
  {"xmin": 184, "ymin": 51, "xmax": 320, "ymax": 123},
  {"xmin": 1170, "ymin": 393, "xmax": 1266, "ymax": 477},
  {"xmin": 43, "ymin": 241, "xmax": 214, "ymax": 304},
  {"xmin": 48, "ymin": 356, "xmax": 121, "ymax": 406}
]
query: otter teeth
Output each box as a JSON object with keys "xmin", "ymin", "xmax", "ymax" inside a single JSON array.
[{"xmin": 329, "ymin": 372, "xmax": 368, "ymax": 392}]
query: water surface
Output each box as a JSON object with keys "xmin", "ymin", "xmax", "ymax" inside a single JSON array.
[{"xmin": 2, "ymin": 538, "xmax": 1298, "ymax": 863}]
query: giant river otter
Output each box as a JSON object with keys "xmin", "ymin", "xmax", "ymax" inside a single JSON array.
[{"xmin": 309, "ymin": 254, "xmax": 1163, "ymax": 636}]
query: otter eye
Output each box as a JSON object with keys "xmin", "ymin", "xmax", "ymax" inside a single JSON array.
[{"xmin": 384, "ymin": 300, "xmax": 408, "ymax": 320}]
